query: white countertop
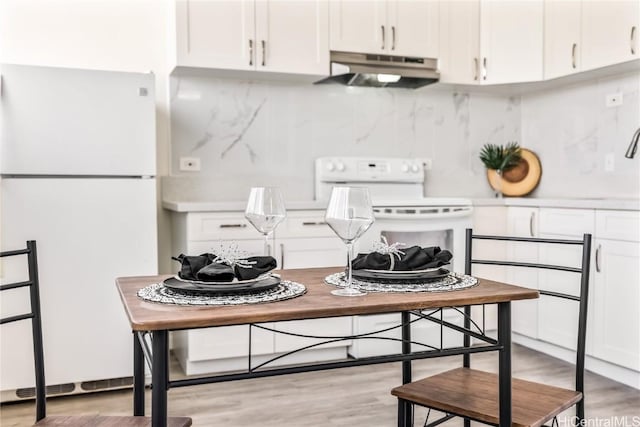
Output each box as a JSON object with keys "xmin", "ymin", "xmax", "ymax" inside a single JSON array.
[
  {"xmin": 472, "ymin": 197, "xmax": 640, "ymax": 211},
  {"xmin": 163, "ymin": 197, "xmax": 640, "ymax": 212},
  {"xmin": 162, "ymin": 200, "xmax": 328, "ymax": 212}
]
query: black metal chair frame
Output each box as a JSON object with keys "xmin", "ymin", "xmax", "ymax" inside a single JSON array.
[
  {"xmin": 1, "ymin": 241, "xmax": 46, "ymax": 422},
  {"xmin": 409, "ymin": 228, "xmax": 592, "ymax": 427}
]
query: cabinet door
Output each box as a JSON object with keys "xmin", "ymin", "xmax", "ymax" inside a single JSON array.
[
  {"xmin": 175, "ymin": 0, "xmax": 255, "ymax": 70},
  {"xmin": 278, "ymin": 237, "xmax": 346, "ymax": 269},
  {"xmin": 479, "ymin": 0, "xmax": 543, "ymax": 84},
  {"xmin": 537, "ymin": 208, "xmax": 595, "ymax": 351},
  {"xmin": 592, "ymin": 239, "xmax": 640, "ymax": 370},
  {"xmin": 438, "ymin": 0, "xmax": 481, "ymax": 84},
  {"xmin": 387, "ymin": 0, "xmax": 439, "ymax": 57},
  {"xmin": 582, "ymin": 1, "xmax": 640, "ymax": 70},
  {"xmin": 329, "ymin": 0, "xmax": 387, "ymax": 54},
  {"xmin": 507, "ymin": 207, "xmax": 539, "ymax": 338},
  {"xmin": 544, "ymin": 0, "xmax": 582, "ymax": 79},
  {"xmin": 255, "ymin": 0, "xmax": 329, "ymax": 75}
]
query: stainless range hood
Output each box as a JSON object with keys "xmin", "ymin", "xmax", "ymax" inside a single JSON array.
[{"xmin": 314, "ymin": 51, "xmax": 439, "ymax": 89}]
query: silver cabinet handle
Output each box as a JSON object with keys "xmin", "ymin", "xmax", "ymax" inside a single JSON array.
[
  {"xmin": 632, "ymin": 26, "xmax": 637, "ymax": 55},
  {"xmin": 595, "ymin": 244, "xmax": 602, "ymax": 272},
  {"xmin": 529, "ymin": 212, "xmax": 535, "ymax": 237},
  {"xmin": 482, "ymin": 57, "xmax": 487, "ymax": 81},
  {"xmin": 571, "ymin": 43, "xmax": 577, "ymax": 69},
  {"xmin": 219, "ymin": 223, "xmax": 247, "ymax": 228},
  {"xmin": 473, "ymin": 57, "xmax": 479, "ymax": 81},
  {"xmin": 280, "ymin": 243, "xmax": 285, "ymax": 268},
  {"xmin": 381, "ymin": 25, "xmax": 385, "ymax": 50},
  {"xmin": 249, "ymin": 39, "xmax": 253, "ymax": 66},
  {"xmin": 302, "ymin": 221, "xmax": 327, "ymax": 226},
  {"xmin": 391, "ymin": 26, "xmax": 396, "ymax": 50},
  {"xmin": 261, "ymin": 40, "xmax": 266, "ymax": 66}
]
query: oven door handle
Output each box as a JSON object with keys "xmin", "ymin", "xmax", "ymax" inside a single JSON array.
[{"xmin": 372, "ymin": 207, "xmax": 473, "ymax": 220}]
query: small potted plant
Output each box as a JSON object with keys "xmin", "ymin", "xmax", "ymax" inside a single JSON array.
[{"xmin": 479, "ymin": 142, "xmax": 522, "ymax": 198}]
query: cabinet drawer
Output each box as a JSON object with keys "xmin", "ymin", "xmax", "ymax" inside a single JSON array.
[
  {"xmin": 187, "ymin": 213, "xmax": 258, "ymax": 241},
  {"xmin": 596, "ymin": 210, "xmax": 640, "ymax": 242},
  {"xmin": 539, "ymin": 208, "xmax": 595, "ymax": 237},
  {"xmin": 280, "ymin": 211, "xmax": 336, "ymax": 238}
]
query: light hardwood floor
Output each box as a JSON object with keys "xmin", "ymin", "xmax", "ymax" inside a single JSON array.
[{"xmin": 1, "ymin": 344, "xmax": 638, "ymax": 426}]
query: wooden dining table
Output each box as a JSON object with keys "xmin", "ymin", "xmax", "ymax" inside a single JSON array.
[{"xmin": 116, "ymin": 267, "xmax": 539, "ymax": 427}]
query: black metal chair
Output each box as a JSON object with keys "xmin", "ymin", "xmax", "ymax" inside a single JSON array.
[
  {"xmin": 1, "ymin": 241, "xmax": 192, "ymax": 427},
  {"xmin": 391, "ymin": 229, "xmax": 592, "ymax": 427}
]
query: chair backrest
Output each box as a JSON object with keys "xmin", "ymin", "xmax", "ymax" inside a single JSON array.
[
  {"xmin": 464, "ymin": 228, "xmax": 592, "ymax": 395},
  {"xmin": 1, "ymin": 240, "xmax": 46, "ymax": 421}
]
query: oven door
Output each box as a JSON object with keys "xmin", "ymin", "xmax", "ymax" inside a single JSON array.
[{"xmin": 358, "ymin": 210, "xmax": 472, "ymax": 274}]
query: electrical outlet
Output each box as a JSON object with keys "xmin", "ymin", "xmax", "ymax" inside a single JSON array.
[
  {"xmin": 418, "ymin": 158, "xmax": 433, "ymax": 170},
  {"xmin": 604, "ymin": 153, "xmax": 615, "ymax": 172},
  {"xmin": 606, "ymin": 92, "xmax": 623, "ymax": 107},
  {"xmin": 179, "ymin": 157, "xmax": 201, "ymax": 172}
]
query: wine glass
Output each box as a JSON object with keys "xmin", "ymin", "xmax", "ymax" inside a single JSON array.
[
  {"xmin": 245, "ymin": 187, "xmax": 286, "ymax": 257},
  {"xmin": 325, "ymin": 186, "xmax": 375, "ymax": 297}
]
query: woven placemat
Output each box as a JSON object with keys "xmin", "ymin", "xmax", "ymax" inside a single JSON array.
[
  {"xmin": 324, "ymin": 272, "xmax": 478, "ymax": 293},
  {"xmin": 137, "ymin": 280, "xmax": 306, "ymax": 306}
]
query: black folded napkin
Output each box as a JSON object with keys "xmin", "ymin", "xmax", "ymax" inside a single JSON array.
[
  {"xmin": 351, "ymin": 246, "xmax": 452, "ymax": 271},
  {"xmin": 172, "ymin": 253, "xmax": 277, "ymax": 282}
]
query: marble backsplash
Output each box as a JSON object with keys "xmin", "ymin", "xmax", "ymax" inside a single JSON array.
[
  {"xmin": 520, "ymin": 71, "xmax": 640, "ymax": 199},
  {"xmin": 165, "ymin": 69, "xmax": 639, "ymax": 203},
  {"xmin": 166, "ymin": 70, "xmax": 520, "ymax": 202}
]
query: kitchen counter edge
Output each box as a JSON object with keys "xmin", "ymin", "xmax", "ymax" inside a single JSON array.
[{"xmin": 163, "ymin": 198, "xmax": 639, "ymax": 213}]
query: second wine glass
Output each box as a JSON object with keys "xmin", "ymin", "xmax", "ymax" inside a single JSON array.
[
  {"xmin": 325, "ymin": 186, "xmax": 375, "ymax": 297},
  {"xmin": 245, "ymin": 187, "xmax": 286, "ymax": 257}
]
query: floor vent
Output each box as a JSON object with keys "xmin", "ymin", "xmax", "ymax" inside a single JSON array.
[
  {"xmin": 16, "ymin": 382, "xmax": 75, "ymax": 399},
  {"xmin": 80, "ymin": 376, "xmax": 133, "ymax": 391}
]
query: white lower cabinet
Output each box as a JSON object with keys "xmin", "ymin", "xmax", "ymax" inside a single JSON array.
[
  {"xmin": 497, "ymin": 206, "xmax": 640, "ymax": 389},
  {"xmin": 170, "ymin": 210, "xmax": 353, "ymax": 376},
  {"xmin": 591, "ymin": 210, "xmax": 640, "ymax": 372},
  {"xmin": 536, "ymin": 208, "xmax": 595, "ymax": 351},
  {"xmin": 507, "ymin": 207, "xmax": 540, "ymax": 339}
]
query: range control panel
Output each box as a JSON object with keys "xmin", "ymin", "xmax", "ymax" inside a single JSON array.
[{"xmin": 316, "ymin": 157, "xmax": 425, "ymax": 183}]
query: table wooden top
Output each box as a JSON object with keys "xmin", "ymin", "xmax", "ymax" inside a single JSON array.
[{"xmin": 116, "ymin": 267, "xmax": 539, "ymax": 331}]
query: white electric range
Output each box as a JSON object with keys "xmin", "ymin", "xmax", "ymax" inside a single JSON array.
[{"xmin": 315, "ymin": 156, "xmax": 474, "ymax": 358}]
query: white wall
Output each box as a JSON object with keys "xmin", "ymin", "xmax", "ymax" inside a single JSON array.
[{"xmin": 0, "ymin": 0, "xmax": 175, "ymax": 272}]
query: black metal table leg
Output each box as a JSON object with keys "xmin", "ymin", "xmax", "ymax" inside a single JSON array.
[
  {"xmin": 152, "ymin": 330, "xmax": 169, "ymax": 427},
  {"xmin": 497, "ymin": 302, "xmax": 512, "ymax": 427},
  {"xmin": 401, "ymin": 311, "xmax": 413, "ymax": 427},
  {"xmin": 133, "ymin": 332, "xmax": 145, "ymax": 416}
]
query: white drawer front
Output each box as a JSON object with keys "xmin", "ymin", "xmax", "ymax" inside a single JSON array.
[
  {"xmin": 596, "ymin": 210, "xmax": 640, "ymax": 242},
  {"xmin": 187, "ymin": 213, "xmax": 258, "ymax": 241},
  {"xmin": 281, "ymin": 211, "xmax": 335, "ymax": 238},
  {"xmin": 539, "ymin": 208, "xmax": 595, "ymax": 237}
]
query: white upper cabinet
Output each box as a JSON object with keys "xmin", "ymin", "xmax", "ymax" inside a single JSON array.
[
  {"xmin": 544, "ymin": 0, "xmax": 582, "ymax": 79},
  {"xmin": 330, "ymin": 0, "xmax": 438, "ymax": 57},
  {"xmin": 330, "ymin": 1, "xmax": 386, "ymax": 54},
  {"xmin": 387, "ymin": 1, "xmax": 439, "ymax": 57},
  {"xmin": 176, "ymin": 0, "xmax": 329, "ymax": 75},
  {"xmin": 255, "ymin": 0, "xmax": 329, "ymax": 75},
  {"xmin": 581, "ymin": 0, "xmax": 640, "ymax": 70},
  {"xmin": 440, "ymin": 0, "xmax": 544, "ymax": 85},
  {"xmin": 545, "ymin": 0, "xmax": 639, "ymax": 80},
  {"xmin": 176, "ymin": 0, "xmax": 255, "ymax": 70}
]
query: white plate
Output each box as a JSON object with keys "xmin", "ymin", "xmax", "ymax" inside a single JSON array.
[{"xmin": 173, "ymin": 273, "xmax": 277, "ymax": 286}]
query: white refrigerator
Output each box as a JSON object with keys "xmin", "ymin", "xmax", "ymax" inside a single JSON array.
[{"xmin": 0, "ymin": 64, "xmax": 158, "ymax": 401}]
